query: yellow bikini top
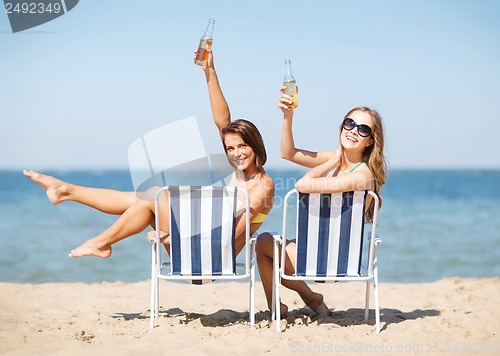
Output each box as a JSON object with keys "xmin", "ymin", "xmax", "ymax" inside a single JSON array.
[
  {"xmin": 251, "ymin": 212, "xmax": 267, "ymax": 224},
  {"xmin": 237, "ymin": 200, "xmax": 267, "ymax": 224}
]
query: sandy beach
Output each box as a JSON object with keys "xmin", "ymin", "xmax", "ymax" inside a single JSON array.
[{"xmin": 1, "ymin": 278, "xmax": 499, "ymax": 355}]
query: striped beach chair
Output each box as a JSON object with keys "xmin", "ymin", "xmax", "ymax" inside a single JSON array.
[
  {"xmin": 272, "ymin": 189, "xmax": 382, "ymax": 333},
  {"xmin": 149, "ymin": 185, "xmax": 256, "ymax": 328}
]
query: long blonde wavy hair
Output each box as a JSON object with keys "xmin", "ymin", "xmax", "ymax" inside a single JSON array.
[{"xmin": 341, "ymin": 107, "xmax": 387, "ymax": 223}]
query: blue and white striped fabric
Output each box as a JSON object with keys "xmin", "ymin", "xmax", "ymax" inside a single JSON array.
[
  {"xmin": 168, "ymin": 186, "xmax": 237, "ymax": 284},
  {"xmin": 295, "ymin": 191, "xmax": 366, "ymax": 278}
]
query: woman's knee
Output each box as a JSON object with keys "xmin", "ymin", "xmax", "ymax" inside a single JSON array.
[
  {"xmin": 137, "ymin": 185, "xmax": 167, "ymax": 202},
  {"xmin": 256, "ymin": 232, "xmax": 275, "ymax": 255},
  {"xmin": 133, "ymin": 197, "xmax": 155, "ymax": 211}
]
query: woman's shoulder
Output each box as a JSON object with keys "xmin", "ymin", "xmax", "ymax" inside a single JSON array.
[
  {"xmin": 252, "ymin": 172, "xmax": 275, "ymax": 194},
  {"xmin": 359, "ymin": 162, "xmax": 373, "ymax": 174},
  {"xmin": 260, "ymin": 173, "xmax": 275, "ymax": 189},
  {"xmin": 351, "ymin": 164, "xmax": 375, "ymax": 190},
  {"xmin": 351, "ymin": 162, "xmax": 373, "ymax": 176}
]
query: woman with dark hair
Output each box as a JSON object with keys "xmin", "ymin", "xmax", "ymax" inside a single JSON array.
[
  {"xmin": 23, "ymin": 49, "xmax": 274, "ymax": 259},
  {"xmin": 256, "ymin": 88, "xmax": 387, "ymax": 318}
]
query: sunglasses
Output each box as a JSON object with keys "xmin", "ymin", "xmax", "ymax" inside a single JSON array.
[{"xmin": 342, "ymin": 118, "xmax": 372, "ymax": 137}]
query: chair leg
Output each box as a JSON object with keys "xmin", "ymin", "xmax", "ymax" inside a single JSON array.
[
  {"xmin": 373, "ymin": 260, "xmax": 381, "ymax": 334},
  {"xmin": 273, "ymin": 239, "xmax": 281, "ymax": 332},
  {"xmin": 249, "ymin": 241, "xmax": 256, "ymax": 328},
  {"xmin": 155, "ymin": 279, "xmax": 159, "ymax": 318},
  {"xmin": 271, "ymin": 280, "xmax": 276, "ymax": 321},
  {"xmin": 364, "ymin": 279, "xmax": 370, "ymax": 322},
  {"xmin": 150, "ymin": 282, "xmax": 155, "ymax": 328},
  {"xmin": 150, "ymin": 244, "xmax": 157, "ymax": 328},
  {"xmin": 271, "ymin": 246, "xmax": 276, "ymax": 321}
]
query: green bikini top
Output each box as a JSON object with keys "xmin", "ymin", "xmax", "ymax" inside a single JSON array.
[
  {"xmin": 327, "ymin": 161, "xmax": 366, "ymax": 177},
  {"xmin": 349, "ymin": 161, "xmax": 366, "ymax": 172}
]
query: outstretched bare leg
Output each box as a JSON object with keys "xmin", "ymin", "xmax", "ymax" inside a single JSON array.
[
  {"xmin": 23, "ymin": 170, "xmax": 137, "ymax": 215},
  {"xmin": 69, "ymin": 196, "xmax": 168, "ymax": 258},
  {"xmin": 256, "ymin": 233, "xmax": 330, "ymax": 318}
]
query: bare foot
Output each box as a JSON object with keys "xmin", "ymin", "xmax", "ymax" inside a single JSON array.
[
  {"xmin": 304, "ymin": 292, "xmax": 330, "ymax": 317},
  {"xmin": 23, "ymin": 170, "xmax": 68, "ymax": 205},
  {"xmin": 146, "ymin": 230, "xmax": 170, "ymax": 244},
  {"xmin": 280, "ymin": 303, "xmax": 289, "ymax": 319},
  {"xmin": 69, "ymin": 238, "xmax": 112, "ymax": 258}
]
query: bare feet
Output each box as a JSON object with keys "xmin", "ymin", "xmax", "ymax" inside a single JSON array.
[
  {"xmin": 69, "ymin": 238, "xmax": 112, "ymax": 258},
  {"xmin": 23, "ymin": 170, "xmax": 68, "ymax": 205},
  {"xmin": 304, "ymin": 292, "xmax": 330, "ymax": 317},
  {"xmin": 278, "ymin": 295, "xmax": 328, "ymax": 319},
  {"xmin": 146, "ymin": 230, "xmax": 170, "ymax": 244}
]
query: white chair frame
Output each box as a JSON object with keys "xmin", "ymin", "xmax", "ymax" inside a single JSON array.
[
  {"xmin": 149, "ymin": 185, "xmax": 256, "ymax": 328},
  {"xmin": 272, "ymin": 189, "xmax": 382, "ymax": 333}
]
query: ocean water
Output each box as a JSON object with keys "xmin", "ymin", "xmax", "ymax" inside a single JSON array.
[{"xmin": 0, "ymin": 169, "xmax": 499, "ymax": 284}]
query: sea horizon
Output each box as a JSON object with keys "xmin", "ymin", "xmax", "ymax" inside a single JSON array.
[{"xmin": 1, "ymin": 168, "xmax": 499, "ymax": 284}]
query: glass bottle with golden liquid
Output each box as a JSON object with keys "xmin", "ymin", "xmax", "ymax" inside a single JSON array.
[
  {"xmin": 283, "ymin": 59, "xmax": 298, "ymax": 108},
  {"xmin": 194, "ymin": 19, "xmax": 215, "ymax": 67}
]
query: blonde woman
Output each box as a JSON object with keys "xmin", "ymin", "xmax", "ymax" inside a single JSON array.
[{"xmin": 256, "ymin": 88, "xmax": 387, "ymax": 317}]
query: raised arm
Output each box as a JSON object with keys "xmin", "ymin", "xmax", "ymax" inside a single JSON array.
[
  {"xmin": 200, "ymin": 48, "xmax": 231, "ymax": 137},
  {"xmin": 300, "ymin": 148, "xmax": 343, "ymax": 179},
  {"xmin": 278, "ymin": 86, "xmax": 338, "ymax": 168}
]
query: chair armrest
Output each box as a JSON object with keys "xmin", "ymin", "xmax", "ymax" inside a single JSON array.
[
  {"xmin": 252, "ymin": 232, "xmax": 282, "ymax": 243},
  {"xmin": 250, "ymin": 232, "xmax": 259, "ymax": 244},
  {"xmin": 269, "ymin": 232, "xmax": 282, "ymax": 243},
  {"xmin": 367, "ymin": 231, "xmax": 382, "ymax": 246}
]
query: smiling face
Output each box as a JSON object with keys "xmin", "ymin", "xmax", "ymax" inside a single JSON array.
[
  {"xmin": 221, "ymin": 119, "xmax": 267, "ymax": 175},
  {"xmin": 340, "ymin": 110, "xmax": 374, "ymax": 151},
  {"xmin": 224, "ymin": 133, "xmax": 256, "ymax": 173}
]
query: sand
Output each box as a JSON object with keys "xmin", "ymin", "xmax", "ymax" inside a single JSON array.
[{"xmin": 1, "ymin": 278, "xmax": 499, "ymax": 355}]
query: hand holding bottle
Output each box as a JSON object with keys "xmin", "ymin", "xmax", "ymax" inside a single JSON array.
[
  {"xmin": 278, "ymin": 85, "xmax": 299, "ymax": 113},
  {"xmin": 194, "ymin": 47, "xmax": 215, "ymax": 81}
]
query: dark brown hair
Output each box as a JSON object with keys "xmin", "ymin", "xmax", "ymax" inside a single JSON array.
[{"xmin": 221, "ymin": 119, "xmax": 267, "ymax": 174}]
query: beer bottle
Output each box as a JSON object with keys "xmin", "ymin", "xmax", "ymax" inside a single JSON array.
[
  {"xmin": 194, "ymin": 19, "xmax": 215, "ymax": 67},
  {"xmin": 283, "ymin": 59, "xmax": 298, "ymax": 109}
]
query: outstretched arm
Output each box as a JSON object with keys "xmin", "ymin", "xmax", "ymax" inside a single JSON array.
[
  {"xmin": 278, "ymin": 86, "xmax": 338, "ymax": 168},
  {"xmin": 200, "ymin": 47, "xmax": 230, "ymax": 137},
  {"xmin": 295, "ymin": 152, "xmax": 373, "ymax": 194},
  {"xmin": 295, "ymin": 170, "xmax": 374, "ymax": 194}
]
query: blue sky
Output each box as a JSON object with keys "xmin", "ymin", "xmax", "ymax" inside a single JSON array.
[{"xmin": 1, "ymin": 0, "xmax": 499, "ymax": 170}]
